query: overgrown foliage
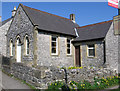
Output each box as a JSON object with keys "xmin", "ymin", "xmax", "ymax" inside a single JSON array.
[
  {"xmin": 68, "ymin": 66, "xmax": 83, "ymax": 69},
  {"xmin": 47, "ymin": 76, "xmax": 119, "ymax": 90},
  {"xmin": 47, "ymin": 81, "xmax": 70, "ymax": 91}
]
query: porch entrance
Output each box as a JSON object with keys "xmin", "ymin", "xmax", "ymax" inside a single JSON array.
[{"xmin": 75, "ymin": 46, "xmax": 81, "ymax": 67}]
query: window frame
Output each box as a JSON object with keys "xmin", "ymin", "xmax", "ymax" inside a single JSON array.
[
  {"xmin": 10, "ymin": 39, "xmax": 13, "ymax": 56},
  {"xmin": 66, "ymin": 38, "xmax": 72, "ymax": 55},
  {"xmin": 51, "ymin": 36, "xmax": 58, "ymax": 55},
  {"xmin": 87, "ymin": 44, "xmax": 95, "ymax": 57},
  {"xmin": 24, "ymin": 35, "xmax": 29, "ymax": 56}
]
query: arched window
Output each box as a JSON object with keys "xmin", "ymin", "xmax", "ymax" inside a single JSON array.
[
  {"xmin": 10, "ymin": 39, "xmax": 13, "ymax": 56},
  {"xmin": 16, "ymin": 36, "xmax": 21, "ymax": 62},
  {"xmin": 25, "ymin": 35, "xmax": 29, "ymax": 55}
]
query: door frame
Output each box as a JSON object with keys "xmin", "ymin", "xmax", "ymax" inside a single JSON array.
[{"xmin": 75, "ymin": 45, "xmax": 81, "ymax": 67}]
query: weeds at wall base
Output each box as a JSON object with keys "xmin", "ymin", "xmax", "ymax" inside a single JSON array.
[{"xmin": 47, "ymin": 76, "xmax": 119, "ymax": 90}]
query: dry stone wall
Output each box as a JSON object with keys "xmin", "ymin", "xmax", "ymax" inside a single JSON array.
[{"xmin": 2, "ymin": 63, "xmax": 117, "ymax": 89}]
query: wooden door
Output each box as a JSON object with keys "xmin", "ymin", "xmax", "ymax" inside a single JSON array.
[{"xmin": 75, "ymin": 46, "xmax": 81, "ymax": 67}]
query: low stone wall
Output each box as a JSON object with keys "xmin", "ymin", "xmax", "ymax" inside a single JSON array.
[
  {"xmin": 1, "ymin": 55, "xmax": 11, "ymax": 73},
  {"xmin": 67, "ymin": 67, "xmax": 117, "ymax": 84},
  {"xmin": 2, "ymin": 63, "xmax": 117, "ymax": 89}
]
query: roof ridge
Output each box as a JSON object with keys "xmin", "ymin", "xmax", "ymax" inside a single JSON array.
[
  {"xmin": 22, "ymin": 4, "xmax": 71, "ymax": 21},
  {"xmin": 76, "ymin": 20, "xmax": 113, "ymax": 29}
]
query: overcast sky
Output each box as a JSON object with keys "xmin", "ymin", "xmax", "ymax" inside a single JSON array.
[{"xmin": 2, "ymin": 2, "xmax": 118, "ymax": 26}]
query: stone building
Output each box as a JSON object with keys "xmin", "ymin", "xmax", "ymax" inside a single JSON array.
[
  {"xmin": 72, "ymin": 19, "xmax": 120, "ymax": 71},
  {"xmin": 1, "ymin": 4, "xmax": 120, "ymax": 71},
  {"xmin": 6, "ymin": 4, "xmax": 79, "ymax": 67},
  {"xmin": 0, "ymin": 15, "xmax": 13, "ymax": 56}
]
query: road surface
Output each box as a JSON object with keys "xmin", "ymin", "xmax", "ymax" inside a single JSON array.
[{"xmin": 0, "ymin": 69, "xmax": 33, "ymax": 90}]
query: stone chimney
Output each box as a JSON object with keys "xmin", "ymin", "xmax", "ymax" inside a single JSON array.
[
  {"xmin": 70, "ymin": 14, "xmax": 75, "ymax": 23},
  {"xmin": 12, "ymin": 6, "xmax": 16, "ymax": 17},
  {"xmin": 113, "ymin": 15, "xmax": 120, "ymax": 35}
]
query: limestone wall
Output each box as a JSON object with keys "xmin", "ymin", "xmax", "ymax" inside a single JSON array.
[
  {"xmin": 37, "ymin": 31, "xmax": 75, "ymax": 67},
  {"xmin": 0, "ymin": 19, "xmax": 12, "ymax": 56},
  {"xmin": 73, "ymin": 40, "xmax": 104, "ymax": 67},
  {"xmin": 105, "ymin": 22, "xmax": 119, "ymax": 71},
  {"xmin": 7, "ymin": 5, "xmax": 34, "ymax": 65},
  {"xmin": 2, "ymin": 63, "xmax": 117, "ymax": 89},
  {"xmin": 81, "ymin": 41, "xmax": 104, "ymax": 67}
]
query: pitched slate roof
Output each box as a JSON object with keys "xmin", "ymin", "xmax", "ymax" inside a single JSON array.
[
  {"xmin": 20, "ymin": 4, "xmax": 79, "ymax": 37},
  {"xmin": 1, "ymin": 17, "xmax": 12, "ymax": 26},
  {"xmin": 73, "ymin": 20, "xmax": 113, "ymax": 42}
]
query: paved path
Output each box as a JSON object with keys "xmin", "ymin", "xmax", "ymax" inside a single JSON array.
[{"xmin": 0, "ymin": 69, "xmax": 33, "ymax": 90}]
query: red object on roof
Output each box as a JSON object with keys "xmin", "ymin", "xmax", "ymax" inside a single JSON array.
[{"xmin": 108, "ymin": 0, "xmax": 119, "ymax": 8}]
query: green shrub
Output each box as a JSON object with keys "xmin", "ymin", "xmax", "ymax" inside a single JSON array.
[
  {"xmin": 47, "ymin": 75, "xmax": 119, "ymax": 90},
  {"xmin": 47, "ymin": 81, "xmax": 70, "ymax": 91},
  {"xmin": 68, "ymin": 66, "xmax": 83, "ymax": 69}
]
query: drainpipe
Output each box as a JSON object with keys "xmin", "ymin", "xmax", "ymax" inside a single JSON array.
[
  {"xmin": 61, "ymin": 67, "xmax": 70, "ymax": 91},
  {"xmin": 74, "ymin": 28, "xmax": 79, "ymax": 37},
  {"xmin": 103, "ymin": 40, "xmax": 106, "ymax": 65},
  {"xmin": 64, "ymin": 68, "xmax": 67, "ymax": 84}
]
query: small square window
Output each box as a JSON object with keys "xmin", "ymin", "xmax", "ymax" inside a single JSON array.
[
  {"xmin": 67, "ymin": 39, "xmax": 72, "ymax": 55},
  {"xmin": 51, "ymin": 36, "xmax": 58, "ymax": 55},
  {"xmin": 87, "ymin": 44, "xmax": 95, "ymax": 57}
]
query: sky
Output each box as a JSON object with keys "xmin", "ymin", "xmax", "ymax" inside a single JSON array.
[{"xmin": 1, "ymin": 2, "xmax": 118, "ymax": 26}]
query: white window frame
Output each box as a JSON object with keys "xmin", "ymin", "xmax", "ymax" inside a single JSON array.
[
  {"xmin": 10, "ymin": 39, "xmax": 13, "ymax": 56},
  {"xmin": 87, "ymin": 44, "xmax": 95, "ymax": 57},
  {"xmin": 25, "ymin": 36, "xmax": 29, "ymax": 55},
  {"xmin": 67, "ymin": 38, "xmax": 72, "ymax": 55},
  {"xmin": 51, "ymin": 36, "xmax": 58, "ymax": 55}
]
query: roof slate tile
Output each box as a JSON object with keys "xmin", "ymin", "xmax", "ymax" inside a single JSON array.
[
  {"xmin": 21, "ymin": 4, "xmax": 79, "ymax": 37},
  {"xmin": 73, "ymin": 20, "xmax": 112, "ymax": 42}
]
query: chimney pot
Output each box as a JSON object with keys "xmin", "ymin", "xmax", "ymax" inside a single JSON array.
[
  {"xmin": 113, "ymin": 15, "xmax": 120, "ymax": 35},
  {"xmin": 14, "ymin": 6, "xmax": 16, "ymax": 10},
  {"xmin": 70, "ymin": 14, "xmax": 75, "ymax": 23}
]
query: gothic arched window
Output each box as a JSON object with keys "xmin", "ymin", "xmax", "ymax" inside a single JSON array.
[
  {"xmin": 24, "ymin": 35, "xmax": 29, "ymax": 55},
  {"xmin": 10, "ymin": 39, "xmax": 13, "ymax": 56}
]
